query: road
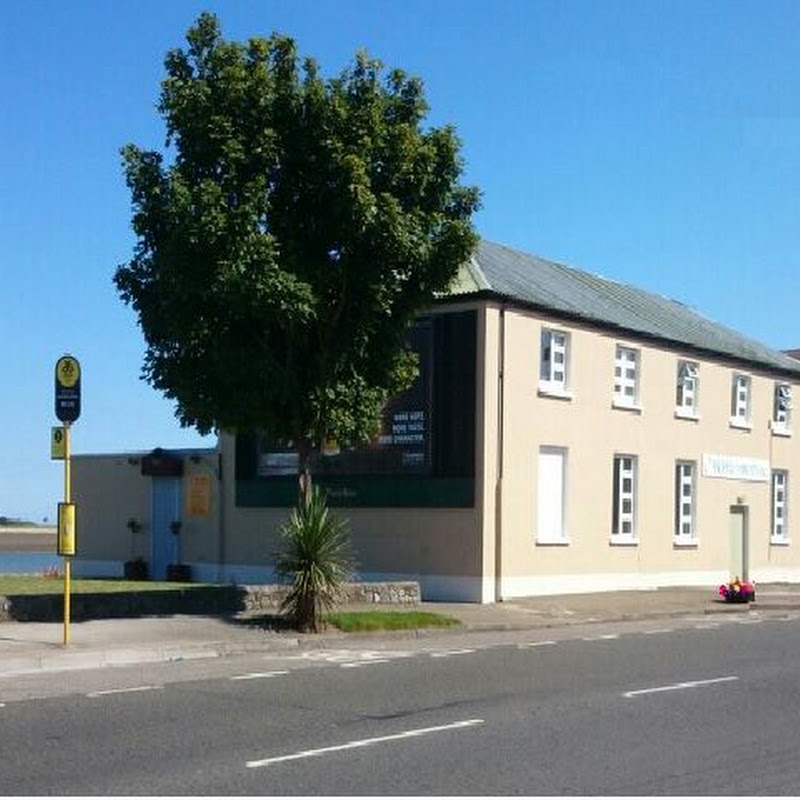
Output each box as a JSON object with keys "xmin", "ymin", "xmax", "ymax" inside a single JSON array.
[{"xmin": 2, "ymin": 612, "xmax": 800, "ymax": 794}]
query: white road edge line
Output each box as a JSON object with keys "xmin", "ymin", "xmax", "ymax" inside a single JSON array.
[
  {"xmin": 623, "ymin": 675, "xmax": 738, "ymax": 699},
  {"xmin": 230, "ymin": 671, "xmax": 289, "ymax": 681},
  {"xmin": 430, "ymin": 649, "xmax": 475, "ymax": 658},
  {"xmin": 246, "ymin": 718, "xmax": 485, "ymax": 769},
  {"xmin": 87, "ymin": 685, "xmax": 163, "ymax": 698}
]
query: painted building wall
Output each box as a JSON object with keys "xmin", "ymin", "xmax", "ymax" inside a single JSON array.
[
  {"xmin": 487, "ymin": 304, "xmax": 800, "ymax": 597},
  {"xmin": 72, "ymin": 450, "xmax": 220, "ymax": 578},
  {"xmin": 70, "ymin": 301, "xmax": 800, "ymax": 603},
  {"xmin": 217, "ymin": 303, "xmax": 493, "ymax": 602}
]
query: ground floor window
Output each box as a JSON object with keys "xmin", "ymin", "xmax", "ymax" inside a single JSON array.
[
  {"xmin": 612, "ymin": 455, "xmax": 637, "ymax": 542},
  {"xmin": 674, "ymin": 461, "xmax": 697, "ymax": 544},
  {"xmin": 772, "ymin": 470, "xmax": 789, "ymax": 543}
]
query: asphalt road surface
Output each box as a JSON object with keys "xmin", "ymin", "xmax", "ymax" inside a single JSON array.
[{"xmin": 3, "ymin": 613, "xmax": 800, "ymax": 794}]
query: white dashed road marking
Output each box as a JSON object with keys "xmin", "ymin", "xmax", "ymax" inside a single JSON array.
[
  {"xmin": 582, "ymin": 634, "xmax": 619, "ymax": 641},
  {"xmin": 87, "ymin": 685, "xmax": 163, "ymax": 698},
  {"xmin": 246, "ymin": 719, "xmax": 485, "ymax": 768},
  {"xmin": 230, "ymin": 671, "xmax": 289, "ymax": 681},
  {"xmin": 282, "ymin": 650, "xmax": 413, "ymax": 664},
  {"xmin": 340, "ymin": 660, "xmax": 391, "ymax": 668},
  {"xmin": 623, "ymin": 675, "xmax": 738, "ymax": 699},
  {"xmin": 518, "ymin": 641, "xmax": 557, "ymax": 648},
  {"xmin": 430, "ymin": 649, "xmax": 475, "ymax": 659}
]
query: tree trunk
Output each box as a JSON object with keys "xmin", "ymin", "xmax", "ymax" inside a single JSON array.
[{"xmin": 296, "ymin": 436, "xmax": 313, "ymax": 509}]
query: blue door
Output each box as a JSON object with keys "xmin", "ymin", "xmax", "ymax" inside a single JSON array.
[{"xmin": 151, "ymin": 478, "xmax": 181, "ymax": 580}]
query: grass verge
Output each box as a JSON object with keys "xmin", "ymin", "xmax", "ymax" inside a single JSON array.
[
  {"xmin": 324, "ymin": 610, "xmax": 460, "ymax": 632},
  {"xmin": 0, "ymin": 576, "xmax": 211, "ymax": 595}
]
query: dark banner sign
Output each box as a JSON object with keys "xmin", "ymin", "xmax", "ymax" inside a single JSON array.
[
  {"xmin": 257, "ymin": 320, "xmax": 434, "ymax": 478},
  {"xmin": 237, "ymin": 310, "xmax": 477, "ymax": 508}
]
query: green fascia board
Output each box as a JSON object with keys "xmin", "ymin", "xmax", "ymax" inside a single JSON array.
[{"xmin": 236, "ymin": 476, "xmax": 475, "ymax": 508}]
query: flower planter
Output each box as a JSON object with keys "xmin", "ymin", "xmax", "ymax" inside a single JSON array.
[
  {"xmin": 719, "ymin": 579, "xmax": 755, "ymax": 603},
  {"xmin": 123, "ymin": 559, "xmax": 149, "ymax": 581},
  {"xmin": 166, "ymin": 564, "xmax": 192, "ymax": 582}
]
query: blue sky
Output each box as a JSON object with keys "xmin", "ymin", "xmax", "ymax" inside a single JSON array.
[{"xmin": 2, "ymin": 0, "xmax": 800, "ymax": 522}]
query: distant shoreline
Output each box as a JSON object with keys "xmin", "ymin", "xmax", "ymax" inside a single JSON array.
[{"xmin": 0, "ymin": 527, "xmax": 57, "ymax": 553}]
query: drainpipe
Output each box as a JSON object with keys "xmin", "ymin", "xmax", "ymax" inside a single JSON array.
[
  {"xmin": 216, "ymin": 446, "xmax": 226, "ymax": 582},
  {"xmin": 495, "ymin": 305, "xmax": 506, "ymax": 602}
]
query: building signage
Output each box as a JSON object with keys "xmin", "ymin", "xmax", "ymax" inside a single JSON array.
[
  {"xmin": 257, "ymin": 319, "xmax": 434, "ymax": 478},
  {"xmin": 186, "ymin": 474, "xmax": 212, "ymax": 517},
  {"xmin": 141, "ymin": 448, "xmax": 184, "ymax": 477},
  {"xmin": 702, "ymin": 454, "xmax": 770, "ymax": 483}
]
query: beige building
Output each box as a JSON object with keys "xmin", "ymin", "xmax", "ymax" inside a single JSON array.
[{"xmin": 73, "ymin": 240, "xmax": 800, "ymax": 602}]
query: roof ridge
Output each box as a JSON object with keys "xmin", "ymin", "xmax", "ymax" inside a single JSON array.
[{"xmin": 469, "ymin": 239, "xmax": 800, "ymax": 377}]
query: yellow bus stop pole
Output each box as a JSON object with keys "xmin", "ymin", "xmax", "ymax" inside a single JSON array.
[{"xmin": 63, "ymin": 421, "xmax": 71, "ymax": 647}]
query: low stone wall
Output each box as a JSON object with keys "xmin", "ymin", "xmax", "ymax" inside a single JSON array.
[
  {"xmin": 241, "ymin": 581, "xmax": 420, "ymax": 612},
  {"xmin": 0, "ymin": 581, "xmax": 421, "ymax": 623}
]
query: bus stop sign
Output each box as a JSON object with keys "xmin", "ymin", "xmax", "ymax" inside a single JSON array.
[{"xmin": 55, "ymin": 355, "xmax": 81, "ymax": 423}]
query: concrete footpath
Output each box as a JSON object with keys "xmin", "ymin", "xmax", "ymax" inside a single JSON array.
[{"xmin": 2, "ymin": 584, "xmax": 800, "ymax": 677}]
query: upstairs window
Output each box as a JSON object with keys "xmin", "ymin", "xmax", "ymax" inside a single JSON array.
[
  {"xmin": 614, "ymin": 346, "xmax": 640, "ymax": 409},
  {"xmin": 540, "ymin": 329, "xmax": 569, "ymax": 394},
  {"xmin": 773, "ymin": 383, "xmax": 792, "ymax": 432},
  {"xmin": 730, "ymin": 373, "xmax": 751, "ymax": 428},
  {"xmin": 676, "ymin": 361, "xmax": 699, "ymax": 416}
]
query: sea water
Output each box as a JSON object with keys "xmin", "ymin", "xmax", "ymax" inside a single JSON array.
[{"xmin": 0, "ymin": 553, "xmax": 61, "ymax": 574}]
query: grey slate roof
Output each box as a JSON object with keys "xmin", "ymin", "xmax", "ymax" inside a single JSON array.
[{"xmin": 447, "ymin": 239, "xmax": 800, "ymax": 377}]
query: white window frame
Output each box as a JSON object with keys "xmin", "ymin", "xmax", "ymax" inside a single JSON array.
[
  {"xmin": 729, "ymin": 373, "xmax": 751, "ymax": 429},
  {"xmin": 772, "ymin": 383, "xmax": 792, "ymax": 435},
  {"xmin": 771, "ymin": 470, "xmax": 789, "ymax": 544},
  {"xmin": 613, "ymin": 345, "xmax": 640, "ymax": 410},
  {"xmin": 675, "ymin": 360, "xmax": 699, "ymax": 419},
  {"xmin": 539, "ymin": 328, "xmax": 571, "ymax": 397},
  {"xmin": 674, "ymin": 461, "xmax": 697, "ymax": 545},
  {"xmin": 536, "ymin": 446, "xmax": 568, "ymax": 545},
  {"xmin": 611, "ymin": 454, "xmax": 638, "ymax": 543}
]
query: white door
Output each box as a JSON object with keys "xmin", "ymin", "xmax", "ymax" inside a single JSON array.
[
  {"xmin": 537, "ymin": 448, "xmax": 566, "ymax": 543},
  {"xmin": 152, "ymin": 478, "xmax": 181, "ymax": 580},
  {"xmin": 729, "ymin": 506, "xmax": 748, "ymax": 581}
]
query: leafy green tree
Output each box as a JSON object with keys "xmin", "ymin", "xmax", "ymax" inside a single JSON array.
[
  {"xmin": 275, "ymin": 486, "xmax": 355, "ymax": 632},
  {"xmin": 115, "ymin": 12, "xmax": 480, "ymax": 486}
]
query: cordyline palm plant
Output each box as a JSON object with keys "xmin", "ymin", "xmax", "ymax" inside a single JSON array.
[{"xmin": 275, "ymin": 487, "xmax": 355, "ymax": 632}]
